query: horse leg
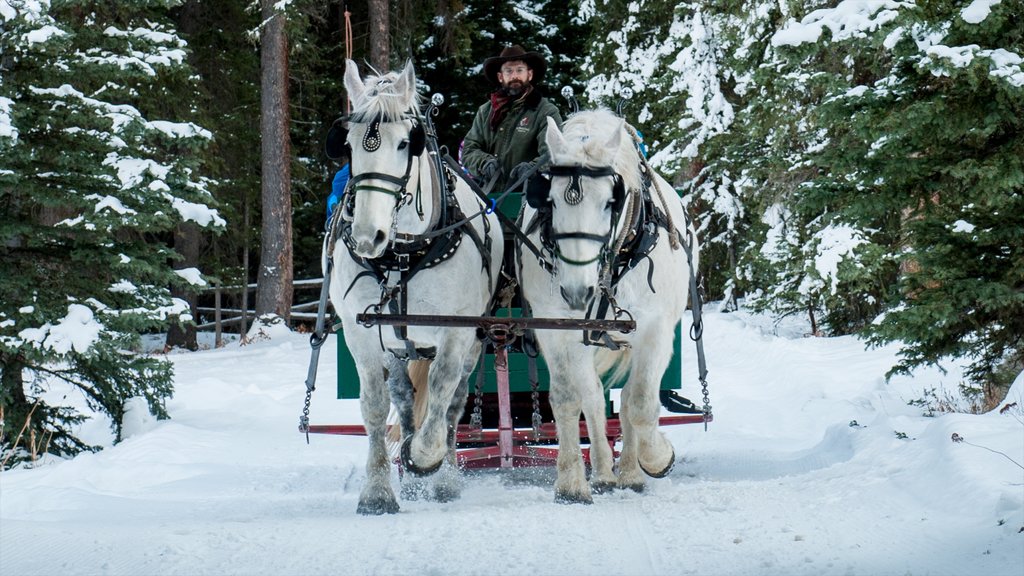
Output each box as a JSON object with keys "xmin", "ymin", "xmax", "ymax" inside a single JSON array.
[
  {"xmin": 539, "ymin": 338, "xmax": 592, "ymax": 504},
  {"xmin": 623, "ymin": 335, "xmax": 676, "ymax": 483},
  {"xmin": 401, "ymin": 330, "xmax": 474, "ymax": 476},
  {"xmin": 579, "ymin": 359, "xmax": 616, "ymax": 494},
  {"xmin": 386, "ymin": 355, "xmax": 429, "ymax": 501},
  {"xmin": 431, "ymin": 358, "xmax": 471, "ymax": 502},
  {"xmin": 616, "ymin": 383, "xmax": 645, "ymax": 492},
  {"xmin": 356, "ymin": 355, "xmax": 400, "ymax": 515}
]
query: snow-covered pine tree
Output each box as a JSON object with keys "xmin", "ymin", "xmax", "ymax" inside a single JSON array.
[
  {"xmin": 579, "ymin": 0, "xmax": 778, "ymax": 308},
  {"xmin": 824, "ymin": 0, "xmax": 1023, "ymax": 405},
  {"xmin": 0, "ymin": 0, "xmax": 224, "ymax": 466}
]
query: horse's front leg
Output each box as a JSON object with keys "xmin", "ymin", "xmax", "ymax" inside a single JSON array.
[
  {"xmin": 431, "ymin": 352, "xmax": 472, "ymax": 502},
  {"xmin": 621, "ymin": 329, "xmax": 676, "ymax": 490},
  {"xmin": 401, "ymin": 328, "xmax": 474, "ymax": 476},
  {"xmin": 356, "ymin": 354, "xmax": 400, "ymax": 515},
  {"xmin": 540, "ymin": 336, "xmax": 592, "ymax": 504}
]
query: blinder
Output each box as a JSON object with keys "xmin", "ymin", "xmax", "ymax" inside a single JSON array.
[
  {"xmin": 408, "ymin": 121, "xmax": 426, "ymax": 157},
  {"xmin": 325, "ymin": 116, "xmax": 350, "ymax": 161},
  {"xmin": 525, "ymin": 165, "xmax": 625, "ymax": 212},
  {"xmin": 324, "ymin": 114, "xmax": 426, "ymax": 162}
]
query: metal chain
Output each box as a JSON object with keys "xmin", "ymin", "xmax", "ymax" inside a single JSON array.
[
  {"xmin": 299, "ymin": 389, "xmax": 312, "ymax": 443},
  {"xmin": 530, "ymin": 373, "xmax": 542, "ymax": 439},
  {"xmin": 701, "ymin": 376, "xmax": 711, "ymax": 432},
  {"xmin": 470, "ymin": 345, "xmax": 484, "ymax": 431}
]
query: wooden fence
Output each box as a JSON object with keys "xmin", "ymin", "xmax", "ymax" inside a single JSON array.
[{"xmin": 195, "ymin": 277, "xmax": 325, "ymax": 346}]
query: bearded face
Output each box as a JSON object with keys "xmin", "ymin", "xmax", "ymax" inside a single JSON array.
[{"xmin": 498, "ymin": 60, "xmax": 533, "ymax": 97}]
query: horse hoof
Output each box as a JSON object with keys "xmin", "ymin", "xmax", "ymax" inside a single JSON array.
[
  {"xmin": 591, "ymin": 481, "xmax": 616, "ymax": 495},
  {"xmin": 639, "ymin": 448, "xmax": 675, "ymax": 479},
  {"xmin": 621, "ymin": 482, "xmax": 645, "ymax": 493},
  {"xmin": 356, "ymin": 498, "xmax": 399, "ymax": 515},
  {"xmin": 554, "ymin": 491, "xmax": 594, "ymax": 505},
  {"xmin": 400, "ymin": 436, "xmax": 443, "ymax": 477}
]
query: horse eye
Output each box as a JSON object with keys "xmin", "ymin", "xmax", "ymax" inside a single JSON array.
[{"xmin": 397, "ymin": 139, "xmax": 409, "ymax": 150}]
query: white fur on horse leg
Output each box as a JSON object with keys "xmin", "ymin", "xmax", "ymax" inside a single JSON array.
[
  {"xmin": 616, "ymin": 384, "xmax": 645, "ymax": 491},
  {"xmin": 431, "ymin": 375, "xmax": 467, "ymax": 503},
  {"xmin": 357, "ymin": 366, "xmax": 399, "ymax": 514},
  {"xmin": 629, "ymin": 379, "xmax": 675, "ymax": 478},
  {"xmin": 580, "ymin": 377, "xmax": 616, "ymax": 493},
  {"xmin": 549, "ymin": 376, "xmax": 592, "ymax": 504}
]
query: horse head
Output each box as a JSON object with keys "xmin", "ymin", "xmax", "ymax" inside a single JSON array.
[
  {"xmin": 342, "ymin": 59, "xmax": 425, "ymax": 258},
  {"xmin": 542, "ymin": 111, "xmax": 636, "ymax": 310}
]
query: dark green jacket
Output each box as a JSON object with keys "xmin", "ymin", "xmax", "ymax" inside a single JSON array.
[{"xmin": 462, "ymin": 88, "xmax": 562, "ymax": 195}]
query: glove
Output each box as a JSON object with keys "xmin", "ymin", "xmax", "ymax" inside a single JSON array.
[
  {"xmin": 509, "ymin": 161, "xmax": 534, "ymax": 183},
  {"xmin": 479, "ymin": 157, "xmax": 500, "ymax": 181}
]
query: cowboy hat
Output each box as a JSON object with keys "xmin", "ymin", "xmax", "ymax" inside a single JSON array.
[{"xmin": 483, "ymin": 45, "xmax": 547, "ymax": 85}]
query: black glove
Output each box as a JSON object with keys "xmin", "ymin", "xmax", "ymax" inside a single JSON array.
[
  {"xmin": 509, "ymin": 161, "xmax": 534, "ymax": 183},
  {"xmin": 479, "ymin": 157, "xmax": 500, "ymax": 181}
]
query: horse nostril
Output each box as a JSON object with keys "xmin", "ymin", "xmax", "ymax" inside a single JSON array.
[
  {"xmin": 374, "ymin": 230, "xmax": 387, "ymax": 246},
  {"xmin": 585, "ymin": 286, "xmax": 595, "ymax": 302}
]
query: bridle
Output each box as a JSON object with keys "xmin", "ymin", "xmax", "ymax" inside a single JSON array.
[
  {"xmin": 340, "ymin": 112, "xmax": 428, "ymax": 228},
  {"xmin": 539, "ymin": 165, "xmax": 624, "ymax": 267}
]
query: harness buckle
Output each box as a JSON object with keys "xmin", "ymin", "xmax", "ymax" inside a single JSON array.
[{"xmin": 396, "ymin": 252, "xmax": 410, "ymax": 272}]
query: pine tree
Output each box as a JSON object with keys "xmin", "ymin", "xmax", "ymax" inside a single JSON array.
[
  {"xmin": 0, "ymin": 0, "xmax": 223, "ymax": 466},
  {"xmin": 836, "ymin": 0, "xmax": 1024, "ymax": 404}
]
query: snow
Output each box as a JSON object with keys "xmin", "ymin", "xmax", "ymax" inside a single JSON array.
[
  {"xmin": 2, "ymin": 308, "xmax": 1021, "ymax": 575},
  {"xmin": 962, "ymin": 0, "xmax": 1003, "ymax": 24},
  {"xmin": 772, "ymin": 1, "xmax": 909, "ymax": 47},
  {"xmin": 15, "ymin": 303, "xmax": 102, "ymax": 354}
]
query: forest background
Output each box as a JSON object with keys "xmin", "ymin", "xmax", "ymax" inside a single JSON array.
[{"xmin": 1, "ymin": 0, "xmax": 1021, "ymax": 465}]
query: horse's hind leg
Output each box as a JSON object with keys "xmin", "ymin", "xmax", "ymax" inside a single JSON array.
[
  {"xmin": 616, "ymin": 383, "xmax": 644, "ymax": 491},
  {"xmin": 356, "ymin": 353, "xmax": 400, "ymax": 515},
  {"xmin": 579, "ymin": 371, "xmax": 616, "ymax": 494}
]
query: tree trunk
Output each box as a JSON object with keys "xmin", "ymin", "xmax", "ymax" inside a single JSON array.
[
  {"xmin": 166, "ymin": 222, "xmax": 201, "ymax": 350},
  {"xmin": 256, "ymin": 0, "xmax": 293, "ymax": 321},
  {"xmin": 368, "ymin": 0, "xmax": 389, "ymax": 71},
  {"xmin": 0, "ymin": 354, "xmax": 30, "ymax": 457}
]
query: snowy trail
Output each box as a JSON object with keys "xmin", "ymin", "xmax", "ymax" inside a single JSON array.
[{"xmin": 2, "ymin": 310, "xmax": 1021, "ymax": 576}]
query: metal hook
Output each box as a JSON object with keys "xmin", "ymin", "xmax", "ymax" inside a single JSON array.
[
  {"xmin": 616, "ymin": 87, "xmax": 634, "ymax": 117},
  {"xmin": 561, "ymin": 86, "xmax": 579, "ymax": 115}
]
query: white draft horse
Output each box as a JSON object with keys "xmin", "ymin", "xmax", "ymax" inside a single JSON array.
[
  {"xmin": 326, "ymin": 60, "xmax": 503, "ymax": 514},
  {"xmin": 517, "ymin": 108, "xmax": 700, "ymax": 502}
]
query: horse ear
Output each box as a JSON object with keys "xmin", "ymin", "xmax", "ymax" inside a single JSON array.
[
  {"xmin": 605, "ymin": 118, "xmax": 625, "ymax": 154},
  {"xmin": 545, "ymin": 116, "xmax": 567, "ymax": 157},
  {"xmin": 395, "ymin": 59, "xmax": 416, "ymax": 102},
  {"xmin": 344, "ymin": 59, "xmax": 366, "ymax": 105}
]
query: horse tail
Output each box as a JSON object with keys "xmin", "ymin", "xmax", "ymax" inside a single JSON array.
[
  {"xmin": 385, "ymin": 359, "xmax": 432, "ymax": 453},
  {"xmin": 594, "ymin": 347, "xmax": 631, "ymax": 391},
  {"xmin": 409, "ymin": 359, "xmax": 430, "ymax": 428}
]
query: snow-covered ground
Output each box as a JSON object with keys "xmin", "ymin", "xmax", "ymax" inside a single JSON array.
[{"xmin": 1, "ymin": 308, "xmax": 1021, "ymax": 576}]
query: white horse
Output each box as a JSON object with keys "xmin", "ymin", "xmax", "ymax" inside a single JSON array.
[
  {"xmin": 517, "ymin": 108, "xmax": 700, "ymax": 502},
  {"xmin": 326, "ymin": 60, "xmax": 503, "ymax": 514}
]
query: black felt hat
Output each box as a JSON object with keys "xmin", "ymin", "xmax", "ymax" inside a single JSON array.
[{"xmin": 483, "ymin": 45, "xmax": 547, "ymax": 85}]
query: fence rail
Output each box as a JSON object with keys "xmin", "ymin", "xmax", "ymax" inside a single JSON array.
[{"xmin": 196, "ymin": 277, "xmax": 325, "ymax": 347}]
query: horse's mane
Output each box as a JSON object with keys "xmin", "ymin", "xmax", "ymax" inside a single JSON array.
[
  {"xmin": 349, "ymin": 67, "xmax": 423, "ymax": 123},
  {"xmin": 559, "ymin": 108, "xmax": 643, "ymax": 193}
]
